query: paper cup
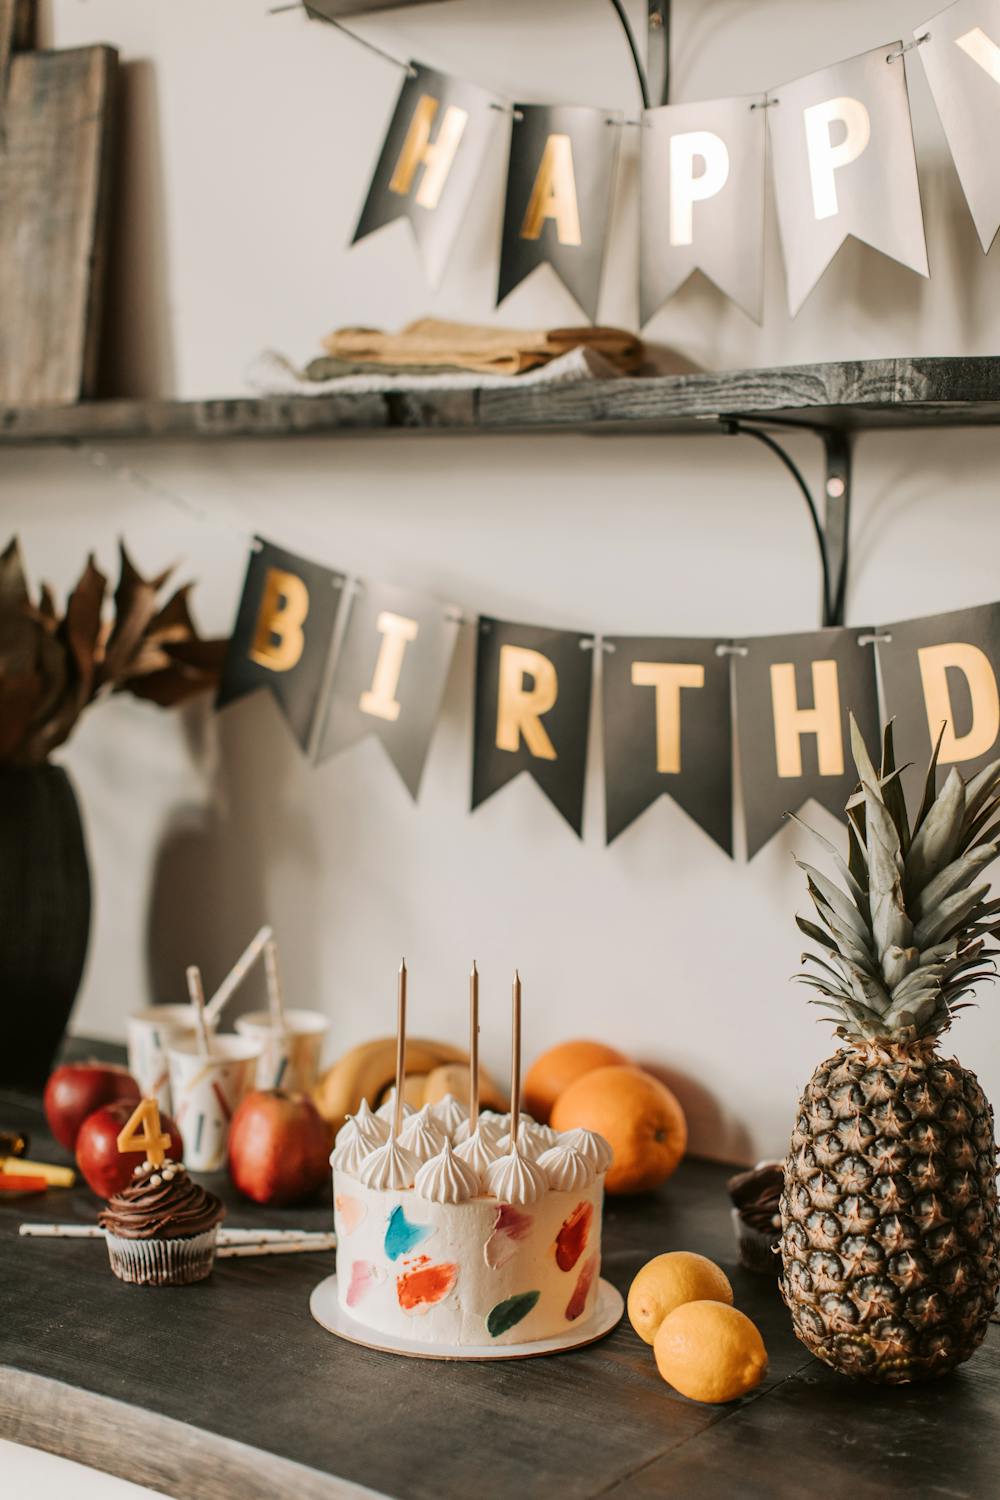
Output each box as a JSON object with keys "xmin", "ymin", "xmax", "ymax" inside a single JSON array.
[
  {"xmin": 234, "ymin": 1009, "xmax": 329, "ymax": 1094},
  {"xmin": 167, "ymin": 1036, "xmax": 261, "ymax": 1172},
  {"xmin": 127, "ymin": 1005, "xmax": 214, "ymax": 1112}
]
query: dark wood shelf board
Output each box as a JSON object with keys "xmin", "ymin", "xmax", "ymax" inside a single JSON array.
[
  {"xmin": 3, "ymin": 357, "xmax": 1000, "ymax": 446},
  {"xmin": 2, "ymin": 1043, "xmax": 999, "ymax": 1500}
]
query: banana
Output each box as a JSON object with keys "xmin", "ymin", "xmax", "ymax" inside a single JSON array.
[
  {"xmin": 312, "ymin": 1037, "xmax": 467, "ymax": 1127},
  {"xmin": 401, "ymin": 1074, "xmax": 430, "ymax": 1110},
  {"xmin": 422, "ymin": 1063, "xmax": 507, "ymax": 1113}
]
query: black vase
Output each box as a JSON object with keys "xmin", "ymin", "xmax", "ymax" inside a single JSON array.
[{"xmin": 0, "ymin": 764, "xmax": 91, "ymax": 1089}]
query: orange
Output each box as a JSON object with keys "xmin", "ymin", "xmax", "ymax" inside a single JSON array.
[
  {"xmin": 550, "ymin": 1065, "xmax": 687, "ymax": 1194},
  {"xmin": 654, "ymin": 1301, "xmax": 767, "ymax": 1403},
  {"xmin": 523, "ymin": 1040, "xmax": 629, "ymax": 1123},
  {"xmin": 627, "ymin": 1252, "xmax": 733, "ymax": 1344}
]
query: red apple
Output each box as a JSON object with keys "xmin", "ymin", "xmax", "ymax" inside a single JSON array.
[
  {"xmin": 228, "ymin": 1090, "xmax": 332, "ymax": 1206},
  {"xmin": 44, "ymin": 1062, "xmax": 140, "ymax": 1151},
  {"xmin": 76, "ymin": 1098, "xmax": 183, "ymax": 1199}
]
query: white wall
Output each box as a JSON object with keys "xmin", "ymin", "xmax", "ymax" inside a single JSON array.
[{"xmin": 8, "ymin": 0, "xmax": 1000, "ymax": 1163}]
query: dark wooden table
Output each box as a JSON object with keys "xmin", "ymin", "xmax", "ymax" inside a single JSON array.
[{"xmin": 3, "ymin": 1063, "xmax": 1000, "ymax": 1500}]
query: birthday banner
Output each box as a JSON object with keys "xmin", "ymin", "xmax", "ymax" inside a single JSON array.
[
  {"xmin": 330, "ymin": 0, "xmax": 1000, "ymax": 321},
  {"xmin": 217, "ymin": 537, "xmax": 1000, "ymax": 860}
]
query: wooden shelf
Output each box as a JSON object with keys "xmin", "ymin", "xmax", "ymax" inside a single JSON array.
[{"xmin": 4, "ymin": 356, "xmax": 1000, "ymax": 446}]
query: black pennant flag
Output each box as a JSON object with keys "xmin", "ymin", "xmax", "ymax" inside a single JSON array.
[
  {"xmin": 217, "ymin": 538, "xmax": 344, "ymax": 753},
  {"xmin": 878, "ymin": 602, "xmax": 1000, "ymax": 801},
  {"xmin": 472, "ymin": 617, "xmax": 593, "ymax": 836},
  {"xmin": 497, "ymin": 104, "xmax": 621, "ymax": 321},
  {"xmin": 603, "ymin": 636, "xmax": 733, "ymax": 853},
  {"xmin": 315, "ymin": 579, "xmax": 460, "ymax": 799},
  {"xmin": 352, "ymin": 63, "xmax": 501, "ymax": 286},
  {"xmin": 733, "ymin": 628, "xmax": 879, "ymax": 858}
]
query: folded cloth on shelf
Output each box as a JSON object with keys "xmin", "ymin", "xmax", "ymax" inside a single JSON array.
[
  {"xmin": 318, "ymin": 317, "xmax": 644, "ymax": 377},
  {"xmin": 248, "ymin": 344, "xmax": 628, "ymax": 397}
]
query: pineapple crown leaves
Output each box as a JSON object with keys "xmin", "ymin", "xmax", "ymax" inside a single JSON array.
[{"xmin": 793, "ymin": 714, "xmax": 1000, "ymax": 1047}]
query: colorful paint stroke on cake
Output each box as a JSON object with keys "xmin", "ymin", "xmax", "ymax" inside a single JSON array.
[
  {"xmin": 484, "ymin": 1204, "xmax": 534, "ymax": 1270},
  {"xmin": 554, "ymin": 1201, "xmax": 593, "ymax": 1272},
  {"xmin": 397, "ymin": 1259, "xmax": 458, "ymax": 1312},
  {"xmin": 346, "ymin": 1260, "xmax": 385, "ymax": 1308},
  {"xmin": 384, "ymin": 1203, "xmax": 434, "ymax": 1261},
  {"xmin": 335, "ymin": 1194, "xmax": 367, "ymax": 1236},
  {"xmin": 565, "ymin": 1253, "xmax": 598, "ymax": 1321},
  {"xmin": 486, "ymin": 1290, "xmax": 540, "ymax": 1338}
]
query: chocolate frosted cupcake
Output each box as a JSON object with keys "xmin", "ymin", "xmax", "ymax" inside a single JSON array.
[{"xmin": 99, "ymin": 1159, "xmax": 225, "ymax": 1286}]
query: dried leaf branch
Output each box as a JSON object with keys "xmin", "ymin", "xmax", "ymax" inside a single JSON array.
[{"xmin": 0, "ymin": 538, "xmax": 226, "ymax": 767}]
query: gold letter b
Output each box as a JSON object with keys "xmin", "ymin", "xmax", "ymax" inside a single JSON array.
[{"xmin": 249, "ymin": 568, "xmax": 309, "ymax": 673}]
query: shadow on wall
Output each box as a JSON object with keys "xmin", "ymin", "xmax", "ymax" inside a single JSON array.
[
  {"xmin": 145, "ymin": 693, "xmax": 325, "ymax": 1023},
  {"xmin": 99, "ymin": 59, "xmax": 176, "ymax": 399},
  {"xmin": 640, "ymin": 1060, "xmax": 755, "ymax": 1166}
]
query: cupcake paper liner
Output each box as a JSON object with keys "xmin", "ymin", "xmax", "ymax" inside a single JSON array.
[
  {"xmin": 730, "ymin": 1208, "xmax": 781, "ymax": 1276},
  {"xmin": 105, "ymin": 1226, "xmax": 219, "ymax": 1286}
]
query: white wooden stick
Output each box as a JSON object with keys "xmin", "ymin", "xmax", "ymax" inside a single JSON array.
[
  {"xmin": 20, "ymin": 1223, "xmax": 337, "ymax": 1250},
  {"xmin": 264, "ymin": 938, "xmax": 287, "ymax": 1034},
  {"xmin": 204, "ymin": 924, "xmax": 273, "ymax": 1025},
  {"xmin": 19, "ymin": 1224, "xmax": 103, "ymax": 1239},
  {"xmin": 218, "ymin": 1228, "xmax": 333, "ymax": 1244},
  {"xmin": 186, "ymin": 965, "xmax": 213, "ymax": 1057},
  {"xmin": 216, "ymin": 1238, "xmax": 336, "ymax": 1258}
]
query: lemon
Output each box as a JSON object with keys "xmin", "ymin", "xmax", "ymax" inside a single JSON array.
[
  {"xmin": 654, "ymin": 1300, "xmax": 767, "ymax": 1403},
  {"xmin": 627, "ymin": 1251, "xmax": 734, "ymax": 1345}
]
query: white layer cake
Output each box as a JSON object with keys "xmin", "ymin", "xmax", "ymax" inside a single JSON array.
[{"xmin": 331, "ymin": 1098, "xmax": 611, "ymax": 1348}]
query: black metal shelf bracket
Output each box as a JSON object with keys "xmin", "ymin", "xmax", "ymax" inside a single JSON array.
[
  {"xmin": 608, "ymin": 0, "xmax": 671, "ymax": 110},
  {"xmin": 721, "ymin": 418, "xmax": 853, "ymax": 629},
  {"xmin": 647, "ymin": 0, "xmax": 671, "ymax": 106}
]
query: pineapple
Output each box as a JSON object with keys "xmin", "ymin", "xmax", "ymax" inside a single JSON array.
[{"xmin": 780, "ymin": 716, "xmax": 1000, "ymax": 1383}]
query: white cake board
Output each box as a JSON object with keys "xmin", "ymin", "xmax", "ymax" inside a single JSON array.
[{"xmin": 309, "ymin": 1273, "xmax": 624, "ymax": 1361}]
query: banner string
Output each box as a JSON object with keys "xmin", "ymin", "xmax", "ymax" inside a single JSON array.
[
  {"xmin": 61, "ymin": 439, "xmax": 261, "ymax": 550},
  {"xmin": 57, "ymin": 435, "xmax": 875, "ymax": 656},
  {"xmin": 57, "ymin": 438, "xmax": 495, "ymax": 624},
  {"xmin": 887, "ymin": 33, "xmax": 930, "ymax": 63}
]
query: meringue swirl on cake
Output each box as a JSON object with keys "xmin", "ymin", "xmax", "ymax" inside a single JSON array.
[
  {"xmin": 357, "ymin": 1137, "xmax": 420, "ymax": 1190},
  {"xmin": 331, "ymin": 1127, "xmax": 377, "ymax": 1175},
  {"xmin": 375, "ymin": 1090, "xmax": 414, "ymax": 1124},
  {"xmin": 453, "ymin": 1112, "xmax": 504, "ymax": 1147},
  {"xmin": 563, "ymin": 1127, "xmax": 614, "ymax": 1174},
  {"xmin": 335, "ymin": 1098, "xmax": 387, "ymax": 1148},
  {"xmin": 430, "ymin": 1092, "xmax": 468, "ymax": 1137},
  {"xmin": 453, "ymin": 1125, "xmax": 501, "ymax": 1189},
  {"xmin": 398, "ymin": 1104, "xmax": 447, "ymax": 1165},
  {"xmin": 496, "ymin": 1121, "xmax": 557, "ymax": 1161},
  {"xmin": 536, "ymin": 1143, "xmax": 596, "ymax": 1192},
  {"xmin": 414, "ymin": 1140, "xmax": 480, "ymax": 1203},
  {"xmin": 486, "ymin": 1148, "xmax": 547, "ymax": 1206}
]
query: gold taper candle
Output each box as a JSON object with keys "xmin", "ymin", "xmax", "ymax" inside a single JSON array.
[
  {"xmin": 469, "ymin": 961, "xmax": 480, "ymax": 1131},
  {"xmin": 510, "ymin": 969, "xmax": 521, "ymax": 1153},
  {"xmin": 393, "ymin": 959, "xmax": 407, "ymax": 1139}
]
